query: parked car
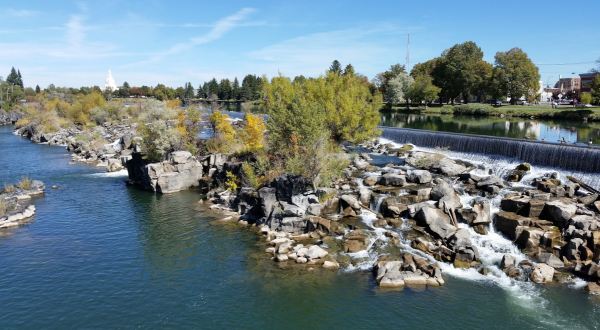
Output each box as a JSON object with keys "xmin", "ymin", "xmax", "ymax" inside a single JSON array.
[
  {"xmin": 516, "ymin": 100, "xmax": 529, "ymax": 105},
  {"xmin": 484, "ymin": 99, "xmax": 502, "ymax": 105}
]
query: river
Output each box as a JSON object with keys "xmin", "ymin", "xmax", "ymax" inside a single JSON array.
[
  {"xmin": 1, "ymin": 124, "xmax": 600, "ymax": 329},
  {"xmin": 380, "ymin": 112, "xmax": 600, "ymax": 145}
]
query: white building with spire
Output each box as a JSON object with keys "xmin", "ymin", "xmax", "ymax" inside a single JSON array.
[{"xmin": 103, "ymin": 69, "xmax": 117, "ymax": 92}]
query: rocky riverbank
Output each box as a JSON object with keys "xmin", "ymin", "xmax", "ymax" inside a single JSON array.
[
  {"xmin": 15, "ymin": 121, "xmax": 138, "ymax": 172},
  {"xmin": 0, "ymin": 179, "xmax": 45, "ymax": 229},
  {"xmin": 0, "ymin": 110, "xmax": 24, "ymax": 126},
  {"xmin": 194, "ymin": 139, "xmax": 600, "ymax": 293}
]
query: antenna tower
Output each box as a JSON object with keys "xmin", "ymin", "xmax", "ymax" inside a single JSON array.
[{"xmin": 406, "ymin": 34, "xmax": 410, "ymax": 71}]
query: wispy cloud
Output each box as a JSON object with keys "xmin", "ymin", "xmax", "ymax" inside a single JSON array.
[
  {"xmin": 246, "ymin": 26, "xmax": 410, "ymax": 78},
  {"xmin": 7, "ymin": 9, "xmax": 40, "ymax": 17},
  {"xmin": 126, "ymin": 7, "xmax": 257, "ymax": 67}
]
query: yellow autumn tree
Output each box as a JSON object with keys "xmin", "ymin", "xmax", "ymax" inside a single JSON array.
[
  {"xmin": 208, "ymin": 110, "xmax": 234, "ymax": 140},
  {"xmin": 166, "ymin": 99, "xmax": 181, "ymax": 109},
  {"xmin": 243, "ymin": 113, "xmax": 266, "ymax": 152}
]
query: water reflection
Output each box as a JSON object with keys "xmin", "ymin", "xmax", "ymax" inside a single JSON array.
[{"xmin": 380, "ymin": 113, "xmax": 600, "ymax": 144}]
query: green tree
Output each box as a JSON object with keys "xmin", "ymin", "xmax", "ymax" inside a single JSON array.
[
  {"xmin": 232, "ymin": 77, "xmax": 240, "ymax": 100},
  {"xmin": 373, "ymin": 63, "xmax": 406, "ymax": 101},
  {"xmin": 432, "ymin": 41, "xmax": 486, "ymax": 104},
  {"xmin": 386, "ymin": 72, "xmax": 413, "ymax": 107},
  {"xmin": 407, "ymin": 74, "xmax": 441, "ymax": 109},
  {"xmin": 263, "ymin": 71, "xmax": 382, "ymax": 144},
  {"xmin": 343, "ymin": 64, "xmax": 355, "ymax": 76},
  {"xmin": 6, "ymin": 67, "xmax": 19, "ymax": 87},
  {"xmin": 410, "ymin": 59, "xmax": 439, "ymax": 77},
  {"xmin": 580, "ymin": 92, "xmax": 592, "ymax": 105},
  {"xmin": 494, "ymin": 47, "xmax": 541, "ymax": 105},
  {"xmin": 35, "ymin": 85, "xmax": 41, "ymax": 94},
  {"xmin": 219, "ymin": 79, "xmax": 232, "ymax": 100},
  {"xmin": 17, "ymin": 69, "xmax": 23, "ymax": 88},
  {"xmin": 120, "ymin": 81, "xmax": 130, "ymax": 97},
  {"xmin": 328, "ymin": 60, "xmax": 342, "ymax": 75},
  {"xmin": 590, "ymin": 75, "xmax": 600, "ymax": 104}
]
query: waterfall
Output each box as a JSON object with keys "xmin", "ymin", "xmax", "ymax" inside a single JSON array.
[{"xmin": 380, "ymin": 127, "xmax": 600, "ymax": 173}]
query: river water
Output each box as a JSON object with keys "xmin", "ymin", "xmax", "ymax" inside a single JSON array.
[
  {"xmin": 380, "ymin": 112, "xmax": 600, "ymax": 145},
  {"xmin": 2, "ymin": 124, "xmax": 600, "ymax": 329}
]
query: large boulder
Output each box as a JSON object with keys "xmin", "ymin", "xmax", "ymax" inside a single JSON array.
[
  {"xmin": 542, "ymin": 200, "xmax": 577, "ymax": 228},
  {"xmin": 538, "ymin": 252, "xmax": 564, "ymax": 268},
  {"xmin": 501, "ymin": 254, "xmax": 516, "ymax": 271},
  {"xmin": 530, "ymin": 263, "xmax": 554, "ymax": 283},
  {"xmin": 340, "ymin": 195, "xmax": 361, "ymax": 211},
  {"xmin": 378, "ymin": 174, "xmax": 407, "ymax": 187},
  {"xmin": 430, "ymin": 180, "xmax": 456, "ymax": 201},
  {"xmin": 476, "ymin": 175, "xmax": 506, "ymax": 189},
  {"xmin": 414, "ymin": 206, "xmax": 457, "ymax": 240},
  {"xmin": 273, "ymin": 174, "xmax": 312, "ymax": 202},
  {"xmin": 258, "ymin": 187, "xmax": 278, "ymax": 218},
  {"xmin": 305, "ymin": 245, "xmax": 329, "ymax": 259},
  {"xmin": 344, "ymin": 229, "xmax": 370, "ymax": 253},
  {"xmin": 406, "ymin": 170, "xmax": 432, "ymax": 184}
]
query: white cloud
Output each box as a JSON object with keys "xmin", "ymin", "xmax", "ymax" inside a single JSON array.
[
  {"xmin": 7, "ymin": 9, "xmax": 40, "ymax": 17},
  {"xmin": 126, "ymin": 7, "xmax": 257, "ymax": 66}
]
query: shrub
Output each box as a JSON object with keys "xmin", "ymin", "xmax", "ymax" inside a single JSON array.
[
  {"xmin": 241, "ymin": 162, "xmax": 264, "ymax": 190},
  {"xmin": 453, "ymin": 104, "xmax": 495, "ymax": 116},
  {"xmin": 90, "ymin": 107, "xmax": 109, "ymax": 125},
  {"xmin": 17, "ymin": 175, "xmax": 32, "ymax": 190},
  {"xmin": 3, "ymin": 183, "xmax": 15, "ymax": 193},
  {"xmin": 225, "ymin": 171, "xmax": 239, "ymax": 192},
  {"xmin": 139, "ymin": 120, "xmax": 181, "ymax": 163},
  {"xmin": 440, "ymin": 105, "xmax": 454, "ymax": 114}
]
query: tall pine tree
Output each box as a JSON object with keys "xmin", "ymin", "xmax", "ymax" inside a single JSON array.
[
  {"xmin": 35, "ymin": 85, "xmax": 41, "ymax": 93},
  {"xmin": 6, "ymin": 67, "xmax": 19, "ymax": 86},
  {"xmin": 232, "ymin": 77, "xmax": 240, "ymax": 100},
  {"xmin": 17, "ymin": 69, "xmax": 23, "ymax": 88}
]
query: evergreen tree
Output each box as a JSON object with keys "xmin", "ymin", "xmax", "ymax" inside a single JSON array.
[
  {"xmin": 232, "ymin": 77, "xmax": 240, "ymax": 100},
  {"xmin": 17, "ymin": 69, "xmax": 23, "ymax": 88},
  {"xmin": 198, "ymin": 82, "xmax": 208, "ymax": 99},
  {"xmin": 207, "ymin": 78, "xmax": 219, "ymax": 99},
  {"xmin": 328, "ymin": 60, "xmax": 342, "ymax": 75},
  {"xmin": 343, "ymin": 64, "xmax": 355, "ymax": 76},
  {"xmin": 35, "ymin": 85, "xmax": 41, "ymax": 94},
  {"xmin": 6, "ymin": 67, "xmax": 19, "ymax": 86},
  {"xmin": 218, "ymin": 79, "xmax": 232, "ymax": 100},
  {"xmin": 184, "ymin": 82, "xmax": 195, "ymax": 99}
]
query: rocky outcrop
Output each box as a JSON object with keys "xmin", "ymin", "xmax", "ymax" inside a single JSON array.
[
  {"xmin": 0, "ymin": 110, "xmax": 24, "ymax": 125},
  {"xmin": 0, "ymin": 179, "xmax": 45, "ymax": 229},
  {"xmin": 373, "ymin": 254, "xmax": 444, "ymax": 288}
]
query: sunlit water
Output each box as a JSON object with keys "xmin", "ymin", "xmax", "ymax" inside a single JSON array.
[{"xmin": 1, "ymin": 125, "xmax": 600, "ymax": 329}]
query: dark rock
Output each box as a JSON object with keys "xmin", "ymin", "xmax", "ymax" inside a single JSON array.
[{"xmin": 378, "ymin": 174, "xmax": 407, "ymax": 187}]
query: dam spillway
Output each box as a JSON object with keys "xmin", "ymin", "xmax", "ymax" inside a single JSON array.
[{"xmin": 380, "ymin": 127, "xmax": 600, "ymax": 174}]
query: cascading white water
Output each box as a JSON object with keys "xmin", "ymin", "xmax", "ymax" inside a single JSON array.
[{"xmin": 338, "ymin": 141, "xmax": 594, "ymax": 328}]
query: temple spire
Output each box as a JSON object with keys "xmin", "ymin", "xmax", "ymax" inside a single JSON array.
[{"xmin": 103, "ymin": 68, "xmax": 117, "ymax": 92}]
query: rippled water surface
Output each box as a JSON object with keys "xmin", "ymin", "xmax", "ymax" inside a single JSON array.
[{"xmin": 2, "ymin": 125, "xmax": 600, "ymax": 329}]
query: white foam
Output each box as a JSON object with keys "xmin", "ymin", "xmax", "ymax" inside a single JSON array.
[{"xmin": 88, "ymin": 169, "xmax": 128, "ymax": 177}]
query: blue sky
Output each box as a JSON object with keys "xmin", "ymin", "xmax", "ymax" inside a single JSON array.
[{"xmin": 1, "ymin": 0, "xmax": 598, "ymax": 89}]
